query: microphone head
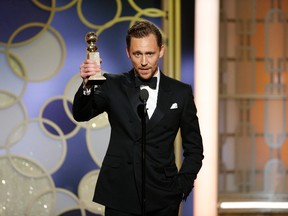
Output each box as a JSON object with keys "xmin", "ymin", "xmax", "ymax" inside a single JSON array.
[{"xmin": 139, "ymin": 89, "xmax": 149, "ymax": 102}]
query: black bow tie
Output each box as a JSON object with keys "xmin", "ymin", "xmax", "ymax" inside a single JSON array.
[{"xmin": 135, "ymin": 77, "xmax": 157, "ymax": 89}]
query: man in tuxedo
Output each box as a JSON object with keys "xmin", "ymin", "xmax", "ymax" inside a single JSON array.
[{"xmin": 73, "ymin": 21, "xmax": 203, "ymax": 216}]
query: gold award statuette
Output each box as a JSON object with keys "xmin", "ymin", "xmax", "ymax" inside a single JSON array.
[{"xmin": 86, "ymin": 32, "xmax": 106, "ymax": 85}]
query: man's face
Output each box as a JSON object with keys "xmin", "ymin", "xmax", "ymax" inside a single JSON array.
[{"xmin": 126, "ymin": 34, "xmax": 164, "ymax": 80}]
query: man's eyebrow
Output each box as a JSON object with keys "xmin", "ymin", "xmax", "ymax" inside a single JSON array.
[{"xmin": 132, "ymin": 51, "xmax": 155, "ymax": 54}]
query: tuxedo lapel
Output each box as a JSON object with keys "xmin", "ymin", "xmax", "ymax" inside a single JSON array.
[
  {"xmin": 125, "ymin": 85, "xmax": 141, "ymax": 120},
  {"xmin": 123, "ymin": 70, "xmax": 141, "ymax": 120},
  {"xmin": 146, "ymin": 73, "xmax": 172, "ymax": 133},
  {"xmin": 122, "ymin": 70, "xmax": 144, "ymax": 140}
]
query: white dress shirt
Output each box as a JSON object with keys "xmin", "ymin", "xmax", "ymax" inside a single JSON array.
[{"xmin": 140, "ymin": 69, "xmax": 160, "ymax": 119}]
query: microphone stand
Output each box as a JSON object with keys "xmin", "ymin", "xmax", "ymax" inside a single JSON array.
[
  {"xmin": 141, "ymin": 99, "xmax": 147, "ymax": 216},
  {"xmin": 139, "ymin": 88, "xmax": 149, "ymax": 216}
]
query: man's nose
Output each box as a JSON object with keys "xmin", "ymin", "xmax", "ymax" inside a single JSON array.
[{"xmin": 141, "ymin": 55, "xmax": 147, "ymax": 66}]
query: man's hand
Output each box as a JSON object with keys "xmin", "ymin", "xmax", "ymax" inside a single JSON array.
[{"xmin": 80, "ymin": 59, "xmax": 101, "ymax": 86}]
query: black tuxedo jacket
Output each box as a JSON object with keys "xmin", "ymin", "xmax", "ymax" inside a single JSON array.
[{"xmin": 73, "ymin": 70, "xmax": 203, "ymax": 214}]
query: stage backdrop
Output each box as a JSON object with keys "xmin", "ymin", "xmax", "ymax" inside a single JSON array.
[{"xmin": 0, "ymin": 0, "xmax": 195, "ymax": 215}]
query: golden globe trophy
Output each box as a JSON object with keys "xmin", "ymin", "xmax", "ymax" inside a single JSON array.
[{"xmin": 85, "ymin": 32, "xmax": 106, "ymax": 85}]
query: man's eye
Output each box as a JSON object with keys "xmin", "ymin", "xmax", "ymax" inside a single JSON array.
[{"xmin": 134, "ymin": 53, "xmax": 141, "ymax": 57}]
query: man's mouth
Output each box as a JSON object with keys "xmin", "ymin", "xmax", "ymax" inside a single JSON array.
[{"xmin": 139, "ymin": 68, "xmax": 150, "ymax": 72}]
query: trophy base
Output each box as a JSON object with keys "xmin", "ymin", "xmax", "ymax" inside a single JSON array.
[{"xmin": 87, "ymin": 75, "xmax": 106, "ymax": 85}]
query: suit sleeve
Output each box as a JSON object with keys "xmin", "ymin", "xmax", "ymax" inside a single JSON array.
[
  {"xmin": 72, "ymin": 83, "xmax": 109, "ymax": 122},
  {"xmin": 178, "ymin": 85, "xmax": 204, "ymax": 200}
]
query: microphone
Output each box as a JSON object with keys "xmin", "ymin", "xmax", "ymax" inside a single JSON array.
[
  {"xmin": 138, "ymin": 89, "xmax": 149, "ymax": 119},
  {"xmin": 139, "ymin": 89, "xmax": 149, "ymax": 103}
]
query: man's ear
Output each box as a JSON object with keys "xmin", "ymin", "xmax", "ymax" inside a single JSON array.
[
  {"xmin": 126, "ymin": 48, "xmax": 131, "ymax": 58},
  {"xmin": 159, "ymin": 45, "xmax": 165, "ymax": 58}
]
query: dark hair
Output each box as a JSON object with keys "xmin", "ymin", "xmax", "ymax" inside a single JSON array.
[{"xmin": 126, "ymin": 21, "xmax": 163, "ymax": 49}]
